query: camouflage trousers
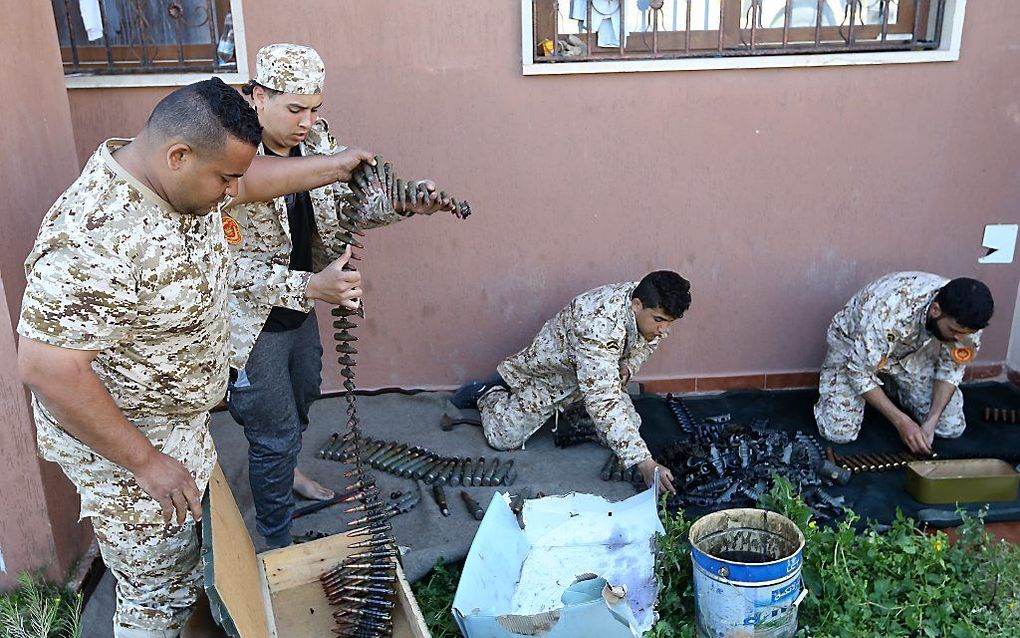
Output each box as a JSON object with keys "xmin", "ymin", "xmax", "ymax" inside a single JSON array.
[
  {"xmin": 41, "ymin": 411, "xmax": 216, "ymax": 637},
  {"xmin": 814, "ymin": 352, "xmax": 965, "ymax": 444},
  {"xmin": 478, "ymin": 383, "xmax": 641, "ymax": 454}
]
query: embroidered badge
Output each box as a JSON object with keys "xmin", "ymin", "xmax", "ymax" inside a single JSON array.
[
  {"xmin": 222, "ymin": 214, "xmax": 242, "ymax": 245},
  {"xmin": 951, "ymin": 346, "xmax": 974, "ymax": 365}
]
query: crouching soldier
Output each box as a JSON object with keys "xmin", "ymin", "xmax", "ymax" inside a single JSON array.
[
  {"xmin": 815, "ymin": 272, "xmax": 993, "ymax": 455},
  {"xmin": 452, "ymin": 271, "xmax": 692, "ymax": 493}
]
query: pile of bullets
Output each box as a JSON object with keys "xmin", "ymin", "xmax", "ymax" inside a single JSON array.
[
  {"xmin": 347, "ymin": 156, "xmax": 472, "ymax": 220},
  {"xmin": 554, "ymin": 402, "xmax": 600, "ymax": 448},
  {"xmin": 599, "ymin": 453, "xmax": 647, "ymax": 487},
  {"xmin": 659, "ymin": 395, "xmax": 848, "ymax": 520},
  {"xmin": 831, "ymin": 450, "xmax": 938, "ymax": 473},
  {"xmin": 833, "ymin": 449, "xmax": 1020, "ymax": 474},
  {"xmin": 985, "ymin": 407, "xmax": 1020, "ymax": 424},
  {"xmin": 318, "ymin": 434, "xmax": 518, "ymax": 487},
  {"xmin": 317, "ymin": 159, "xmax": 470, "ymax": 637}
]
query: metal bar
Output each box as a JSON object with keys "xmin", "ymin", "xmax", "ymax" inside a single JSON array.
[
  {"xmin": 911, "ymin": 0, "xmax": 922, "ymax": 45},
  {"xmin": 63, "ymin": 0, "xmax": 81, "ymax": 70},
  {"xmin": 933, "ymin": 0, "xmax": 946, "ymax": 46},
  {"xmin": 653, "ymin": 5, "xmax": 659, "ymax": 54},
  {"xmin": 586, "ymin": 0, "xmax": 594, "ymax": 60},
  {"xmin": 880, "ymin": 0, "xmax": 890, "ymax": 42},
  {"xmin": 97, "ymin": 0, "xmax": 114, "ymax": 69},
  {"xmin": 533, "ymin": 1, "xmax": 541, "ymax": 59},
  {"xmin": 553, "ymin": 0, "xmax": 559, "ymax": 59},
  {"xmin": 750, "ymin": 1, "xmax": 758, "ymax": 51},
  {"xmin": 814, "ymin": 0, "xmax": 823, "ymax": 44},
  {"xmin": 782, "ymin": 0, "xmax": 792, "ymax": 47},
  {"xmin": 173, "ymin": 14, "xmax": 186, "ymax": 65},
  {"xmin": 718, "ymin": 0, "xmax": 726, "ymax": 53},
  {"xmin": 847, "ymin": 0, "xmax": 858, "ymax": 47},
  {"xmin": 619, "ymin": 0, "xmax": 626, "ymax": 56},
  {"xmin": 685, "ymin": 0, "xmax": 692, "ymax": 52},
  {"xmin": 205, "ymin": 0, "xmax": 220, "ymax": 65}
]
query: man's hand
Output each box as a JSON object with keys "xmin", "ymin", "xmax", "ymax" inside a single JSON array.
[
  {"xmin": 305, "ymin": 246, "xmax": 362, "ymax": 309},
  {"xmin": 131, "ymin": 450, "xmax": 203, "ymax": 525},
  {"xmin": 333, "ymin": 148, "xmax": 378, "ymax": 184},
  {"xmin": 636, "ymin": 457, "xmax": 676, "ymax": 494},
  {"xmin": 894, "ymin": 415, "xmax": 932, "ymax": 455},
  {"xmin": 394, "ymin": 180, "xmax": 455, "ymax": 216}
]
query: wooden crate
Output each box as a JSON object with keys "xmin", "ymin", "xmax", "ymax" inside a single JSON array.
[{"xmin": 201, "ymin": 464, "xmax": 430, "ymax": 637}]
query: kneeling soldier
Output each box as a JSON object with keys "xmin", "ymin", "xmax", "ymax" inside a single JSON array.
[{"xmin": 815, "ymin": 272, "xmax": 993, "ymax": 455}]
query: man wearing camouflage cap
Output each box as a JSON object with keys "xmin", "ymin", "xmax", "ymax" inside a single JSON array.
[
  {"xmin": 227, "ymin": 43, "xmax": 452, "ymax": 549},
  {"xmin": 17, "ymin": 78, "xmax": 374, "ymax": 637}
]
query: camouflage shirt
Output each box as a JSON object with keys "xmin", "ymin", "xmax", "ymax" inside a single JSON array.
[
  {"xmin": 225, "ymin": 118, "xmax": 403, "ymax": 368},
  {"xmin": 826, "ymin": 271, "xmax": 981, "ymax": 395},
  {"xmin": 498, "ymin": 282, "xmax": 663, "ymax": 465},
  {"xmin": 18, "ymin": 139, "xmax": 229, "ymax": 469}
]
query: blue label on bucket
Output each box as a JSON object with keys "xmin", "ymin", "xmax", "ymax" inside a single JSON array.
[
  {"xmin": 771, "ymin": 580, "xmax": 799, "ymax": 603},
  {"xmin": 693, "ymin": 569, "xmax": 802, "ymax": 638},
  {"xmin": 785, "ymin": 554, "xmax": 801, "ymax": 574},
  {"xmin": 692, "ymin": 546, "xmax": 804, "ymax": 585}
]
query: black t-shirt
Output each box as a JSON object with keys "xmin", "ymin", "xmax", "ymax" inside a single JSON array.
[{"xmin": 263, "ymin": 145, "xmax": 315, "ymax": 332}]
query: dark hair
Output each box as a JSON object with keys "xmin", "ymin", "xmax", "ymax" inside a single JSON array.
[
  {"xmin": 241, "ymin": 80, "xmax": 281, "ymax": 99},
  {"xmin": 146, "ymin": 77, "xmax": 262, "ymax": 151},
  {"xmin": 935, "ymin": 278, "xmax": 994, "ymax": 330},
  {"xmin": 632, "ymin": 271, "xmax": 691, "ymax": 319}
]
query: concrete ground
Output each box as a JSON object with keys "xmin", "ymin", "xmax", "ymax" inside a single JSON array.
[{"xmin": 80, "ymin": 390, "xmax": 639, "ymax": 636}]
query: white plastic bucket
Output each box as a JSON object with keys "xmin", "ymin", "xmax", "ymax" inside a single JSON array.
[{"xmin": 688, "ymin": 508, "xmax": 806, "ymax": 638}]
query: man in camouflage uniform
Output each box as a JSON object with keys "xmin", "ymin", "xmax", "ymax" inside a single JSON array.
[
  {"xmin": 17, "ymin": 79, "xmax": 374, "ymax": 637},
  {"xmin": 227, "ymin": 44, "xmax": 453, "ymax": 549},
  {"xmin": 815, "ymin": 272, "xmax": 994, "ymax": 455},
  {"xmin": 452, "ymin": 271, "xmax": 692, "ymax": 493}
]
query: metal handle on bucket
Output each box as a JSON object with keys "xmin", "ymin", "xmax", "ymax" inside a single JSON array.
[{"xmin": 793, "ymin": 589, "xmax": 808, "ymax": 608}]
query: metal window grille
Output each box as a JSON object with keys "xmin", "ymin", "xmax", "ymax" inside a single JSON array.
[
  {"xmin": 532, "ymin": 0, "xmax": 946, "ymax": 62},
  {"xmin": 53, "ymin": 0, "xmax": 236, "ymax": 75}
]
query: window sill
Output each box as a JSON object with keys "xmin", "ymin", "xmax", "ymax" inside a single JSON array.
[
  {"xmin": 65, "ymin": 71, "xmax": 248, "ymax": 89},
  {"xmin": 523, "ymin": 47, "xmax": 960, "ymax": 76}
]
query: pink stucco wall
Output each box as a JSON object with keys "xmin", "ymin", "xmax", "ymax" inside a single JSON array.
[
  {"xmin": 0, "ymin": 0, "xmax": 94, "ymax": 588},
  {"xmin": 67, "ymin": 1, "xmax": 1020, "ymax": 395}
]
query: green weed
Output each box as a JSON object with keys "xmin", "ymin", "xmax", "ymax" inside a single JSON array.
[
  {"xmin": 412, "ymin": 478, "xmax": 1020, "ymax": 637},
  {"xmin": 0, "ymin": 573, "xmax": 82, "ymax": 638},
  {"xmin": 412, "ymin": 561, "xmax": 462, "ymax": 638}
]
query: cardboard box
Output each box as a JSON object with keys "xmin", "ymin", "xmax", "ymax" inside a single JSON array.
[
  {"xmin": 452, "ymin": 488, "xmax": 664, "ymax": 638},
  {"xmin": 201, "ymin": 464, "xmax": 430, "ymax": 638}
]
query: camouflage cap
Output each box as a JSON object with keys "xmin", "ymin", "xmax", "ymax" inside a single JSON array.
[{"xmin": 254, "ymin": 43, "xmax": 325, "ymax": 95}]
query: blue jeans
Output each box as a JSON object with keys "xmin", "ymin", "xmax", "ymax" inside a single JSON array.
[{"xmin": 226, "ymin": 310, "xmax": 323, "ymax": 548}]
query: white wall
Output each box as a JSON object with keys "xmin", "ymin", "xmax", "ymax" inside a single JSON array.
[{"xmin": 1008, "ymin": 279, "xmax": 1020, "ymax": 372}]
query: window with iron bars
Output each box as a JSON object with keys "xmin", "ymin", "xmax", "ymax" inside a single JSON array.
[
  {"xmin": 527, "ymin": 0, "xmax": 954, "ymax": 69},
  {"xmin": 53, "ymin": 0, "xmax": 237, "ymax": 76}
]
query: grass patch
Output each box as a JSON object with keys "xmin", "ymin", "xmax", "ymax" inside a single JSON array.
[
  {"xmin": 414, "ymin": 477, "xmax": 1020, "ymax": 637},
  {"xmin": 412, "ymin": 561, "xmax": 462, "ymax": 638},
  {"xmin": 0, "ymin": 573, "xmax": 82, "ymax": 638}
]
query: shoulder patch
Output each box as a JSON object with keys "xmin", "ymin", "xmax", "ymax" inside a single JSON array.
[
  {"xmin": 951, "ymin": 346, "xmax": 974, "ymax": 365},
  {"xmin": 222, "ymin": 214, "xmax": 242, "ymax": 245}
]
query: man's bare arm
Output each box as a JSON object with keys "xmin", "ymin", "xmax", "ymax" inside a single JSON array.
[
  {"xmin": 232, "ymin": 147, "xmax": 377, "ymax": 206},
  {"xmin": 920, "ymin": 380, "xmax": 956, "ymax": 445},
  {"xmin": 862, "ymin": 386, "xmax": 930, "ymax": 455},
  {"xmin": 18, "ymin": 338, "xmax": 202, "ymax": 524}
]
